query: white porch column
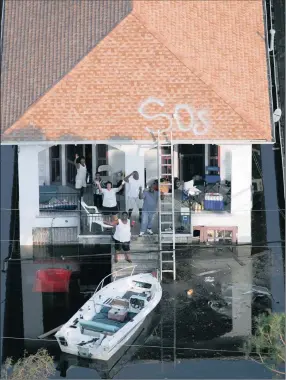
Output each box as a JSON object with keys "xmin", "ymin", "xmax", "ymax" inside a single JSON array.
[
  {"xmin": 61, "ymin": 145, "xmax": 66, "ymax": 186},
  {"xmin": 220, "ymin": 145, "xmax": 232, "ymax": 182},
  {"xmin": 45, "ymin": 148, "xmax": 50, "ymax": 185},
  {"xmin": 18, "ymin": 145, "xmax": 44, "ymax": 247},
  {"xmin": 204, "ymin": 144, "xmax": 209, "ymax": 168},
  {"xmin": 173, "ymin": 145, "xmax": 179, "ymax": 178},
  {"xmin": 92, "ymin": 144, "xmax": 97, "ymax": 177},
  {"xmin": 230, "ymin": 145, "xmax": 252, "ymax": 243}
]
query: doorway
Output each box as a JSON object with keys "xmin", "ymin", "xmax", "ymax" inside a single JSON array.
[
  {"xmin": 50, "ymin": 145, "xmax": 61, "ymax": 184},
  {"xmin": 179, "ymin": 145, "xmax": 205, "ymax": 182},
  {"xmin": 66, "ymin": 145, "xmax": 84, "ymax": 186}
]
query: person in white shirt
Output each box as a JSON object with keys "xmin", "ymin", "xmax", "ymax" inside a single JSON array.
[
  {"xmin": 74, "ymin": 154, "xmax": 87, "ymax": 199},
  {"xmin": 124, "ymin": 171, "xmax": 143, "ymax": 220},
  {"xmin": 95, "ymin": 180, "xmax": 124, "ymax": 215},
  {"xmin": 105, "ymin": 212, "xmax": 132, "ymax": 263}
]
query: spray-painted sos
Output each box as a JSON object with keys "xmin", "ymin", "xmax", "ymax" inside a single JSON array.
[{"xmin": 138, "ymin": 97, "xmax": 210, "ymax": 136}]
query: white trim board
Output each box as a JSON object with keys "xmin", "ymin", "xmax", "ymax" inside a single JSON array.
[{"xmin": 2, "ymin": 139, "xmax": 274, "ymax": 146}]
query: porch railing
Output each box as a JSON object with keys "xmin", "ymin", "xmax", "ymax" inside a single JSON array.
[
  {"xmin": 79, "ymin": 210, "xmax": 192, "ymax": 236},
  {"xmin": 39, "ymin": 192, "xmax": 80, "ymax": 212}
]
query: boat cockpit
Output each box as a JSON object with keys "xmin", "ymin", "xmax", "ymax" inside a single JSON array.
[{"xmin": 78, "ymin": 280, "xmax": 154, "ymax": 336}]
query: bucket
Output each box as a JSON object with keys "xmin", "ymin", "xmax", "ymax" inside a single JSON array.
[{"xmin": 180, "ymin": 207, "xmax": 190, "ymax": 226}]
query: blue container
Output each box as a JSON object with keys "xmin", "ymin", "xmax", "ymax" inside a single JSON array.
[{"xmin": 181, "ymin": 214, "xmax": 190, "ymax": 225}]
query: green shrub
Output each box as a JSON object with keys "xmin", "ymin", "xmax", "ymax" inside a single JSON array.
[
  {"xmin": 244, "ymin": 313, "xmax": 285, "ymax": 376},
  {"xmin": 1, "ymin": 348, "xmax": 55, "ymax": 380}
]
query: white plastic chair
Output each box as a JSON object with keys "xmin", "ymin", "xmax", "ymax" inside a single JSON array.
[
  {"xmin": 97, "ymin": 165, "xmax": 113, "ymax": 184},
  {"xmin": 81, "ymin": 200, "xmax": 113, "ymax": 232}
]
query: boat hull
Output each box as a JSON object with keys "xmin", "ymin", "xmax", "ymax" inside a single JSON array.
[
  {"xmin": 56, "ymin": 272, "xmax": 162, "ymax": 361},
  {"xmin": 57, "ymin": 307, "xmax": 160, "ymax": 378}
]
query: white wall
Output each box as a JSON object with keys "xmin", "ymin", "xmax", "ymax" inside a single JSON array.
[
  {"xmin": 192, "ymin": 144, "xmax": 252, "ymax": 243},
  {"xmin": 107, "ymin": 146, "xmax": 125, "ymax": 177},
  {"xmin": 231, "ymin": 145, "xmax": 252, "ymax": 213},
  {"xmin": 191, "ymin": 211, "xmax": 251, "ymax": 243},
  {"xmin": 144, "ymin": 147, "xmax": 158, "ymax": 184},
  {"xmin": 38, "ymin": 149, "xmax": 50, "ymax": 185},
  {"xmin": 220, "ymin": 145, "xmax": 232, "ymax": 181},
  {"xmin": 34, "ymin": 216, "xmax": 79, "ymax": 229},
  {"xmin": 19, "ymin": 145, "xmax": 44, "ymax": 246}
]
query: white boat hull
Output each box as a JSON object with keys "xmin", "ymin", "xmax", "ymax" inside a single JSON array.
[
  {"xmin": 57, "ymin": 309, "xmax": 160, "ymax": 378},
  {"xmin": 56, "ymin": 271, "xmax": 162, "ymax": 361}
]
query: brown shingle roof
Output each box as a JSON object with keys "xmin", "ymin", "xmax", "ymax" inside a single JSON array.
[
  {"xmin": 2, "ymin": 14, "xmax": 271, "ymax": 142},
  {"xmin": 1, "ymin": 0, "xmax": 132, "ymax": 134},
  {"xmin": 133, "ymin": 0, "xmax": 272, "ymax": 140},
  {"xmin": 2, "ymin": 0, "xmax": 273, "ymax": 142}
]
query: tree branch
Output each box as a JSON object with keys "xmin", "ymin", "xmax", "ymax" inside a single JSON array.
[
  {"xmin": 279, "ymin": 334, "xmax": 285, "ymax": 346},
  {"xmin": 250, "ymin": 356, "xmax": 285, "ymax": 376}
]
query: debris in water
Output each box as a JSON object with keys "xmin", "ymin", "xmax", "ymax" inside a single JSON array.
[
  {"xmin": 205, "ymin": 276, "xmax": 215, "ymax": 283},
  {"xmin": 197, "ymin": 269, "xmax": 222, "ymax": 277},
  {"xmin": 187, "ymin": 289, "xmax": 194, "ymax": 297}
]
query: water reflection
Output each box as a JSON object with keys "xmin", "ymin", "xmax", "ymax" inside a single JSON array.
[{"xmin": 2, "ymin": 245, "xmax": 278, "ymax": 379}]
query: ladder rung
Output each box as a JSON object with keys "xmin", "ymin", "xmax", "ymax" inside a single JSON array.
[
  {"xmin": 162, "ymin": 260, "xmax": 174, "ymax": 263},
  {"xmin": 160, "ymin": 221, "xmax": 171, "ymax": 224},
  {"xmin": 160, "ymin": 154, "xmax": 171, "ymax": 157},
  {"xmin": 162, "ymin": 270, "xmax": 174, "ymax": 273},
  {"xmin": 161, "ymin": 164, "xmax": 172, "ymax": 166},
  {"xmin": 161, "ymin": 250, "xmax": 175, "ymax": 253}
]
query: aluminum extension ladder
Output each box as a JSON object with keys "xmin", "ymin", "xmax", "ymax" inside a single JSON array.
[{"xmin": 156, "ymin": 130, "xmax": 176, "ymax": 281}]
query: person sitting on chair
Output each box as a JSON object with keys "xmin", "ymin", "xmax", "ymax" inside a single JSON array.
[{"xmin": 105, "ymin": 211, "xmax": 133, "ymax": 263}]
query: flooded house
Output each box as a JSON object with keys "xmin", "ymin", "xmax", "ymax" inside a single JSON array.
[
  {"xmin": 1, "ymin": 3, "xmax": 284, "ymax": 376},
  {"xmin": 1, "ymin": 0, "xmax": 278, "ymax": 277}
]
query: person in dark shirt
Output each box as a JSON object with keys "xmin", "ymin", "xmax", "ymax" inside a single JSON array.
[{"xmin": 139, "ymin": 182, "xmax": 164, "ymax": 236}]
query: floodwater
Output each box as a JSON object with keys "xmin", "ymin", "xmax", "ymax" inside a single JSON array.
[
  {"xmin": 1, "ymin": 145, "xmax": 285, "ymax": 379},
  {"xmin": 2, "ymin": 246, "xmax": 284, "ymax": 379}
]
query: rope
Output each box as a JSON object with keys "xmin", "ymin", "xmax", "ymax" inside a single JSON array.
[{"xmin": 0, "ymin": 336, "xmax": 270, "ymax": 356}]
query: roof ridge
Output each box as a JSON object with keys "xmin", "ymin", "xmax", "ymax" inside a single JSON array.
[{"xmin": 130, "ymin": 10, "xmax": 259, "ymax": 131}]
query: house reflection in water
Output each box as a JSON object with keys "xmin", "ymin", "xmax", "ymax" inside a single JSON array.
[{"xmin": 3, "ymin": 244, "xmax": 273, "ymax": 379}]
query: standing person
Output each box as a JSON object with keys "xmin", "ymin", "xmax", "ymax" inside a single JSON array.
[
  {"xmin": 124, "ymin": 171, "xmax": 143, "ymax": 220},
  {"xmin": 74, "ymin": 154, "xmax": 87, "ymax": 199},
  {"xmin": 95, "ymin": 180, "xmax": 124, "ymax": 216},
  {"xmin": 93, "ymin": 172, "xmax": 103, "ymax": 209},
  {"xmin": 139, "ymin": 182, "xmax": 164, "ymax": 236},
  {"xmin": 105, "ymin": 212, "xmax": 132, "ymax": 263}
]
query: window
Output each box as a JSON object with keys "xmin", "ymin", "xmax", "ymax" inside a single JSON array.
[
  {"xmin": 209, "ymin": 145, "xmax": 219, "ymax": 167},
  {"xmin": 97, "ymin": 144, "xmax": 108, "ymax": 168}
]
